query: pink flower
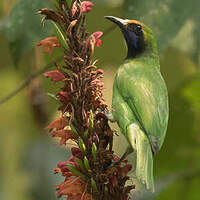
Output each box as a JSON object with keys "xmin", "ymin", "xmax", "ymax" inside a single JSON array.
[
  {"xmin": 44, "ymin": 70, "xmax": 65, "ymax": 83},
  {"xmin": 81, "ymin": 1, "xmax": 94, "ymax": 13},
  {"xmin": 96, "ymin": 69, "xmax": 104, "ymax": 75},
  {"xmin": 72, "ymin": 1, "xmax": 94, "ymax": 16},
  {"xmin": 57, "ymin": 161, "xmax": 70, "ymax": 173},
  {"xmin": 85, "ymin": 31, "xmax": 103, "ymax": 49}
]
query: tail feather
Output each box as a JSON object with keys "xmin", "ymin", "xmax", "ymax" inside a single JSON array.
[{"xmin": 127, "ymin": 123, "xmax": 154, "ymax": 192}]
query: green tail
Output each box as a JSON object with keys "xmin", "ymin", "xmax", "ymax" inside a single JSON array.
[{"xmin": 127, "ymin": 123, "xmax": 154, "ymax": 192}]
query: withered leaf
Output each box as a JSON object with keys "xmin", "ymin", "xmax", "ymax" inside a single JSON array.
[
  {"xmin": 36, "ymin": 36, "xmax": 61, "ymax": 55},
  {"xmin": 45, "ymin": 117, "xmax": 68, "ymax": 130},
  {"xmin": 56, "ymin": 177, "xmax": 92, "ymax": 199}
]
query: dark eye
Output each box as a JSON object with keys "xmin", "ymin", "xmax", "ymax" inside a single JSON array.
[{"xmin": 135, "ymin": 25, "xmax": 142, "ymax": 34}]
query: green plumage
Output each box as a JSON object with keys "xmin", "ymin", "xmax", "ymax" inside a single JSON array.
[
  {"xmin": 106, "ymin": 16, "xmax": 169, "ymax": 192},
  {"xmin": 113, "ymin": 56, "xmax": 168, "ymax": 151}
]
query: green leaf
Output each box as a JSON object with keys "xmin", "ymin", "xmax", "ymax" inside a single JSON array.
[
  {"xmin": 92, "ymin": 143, "xmax": 97, "ymax": 161},
  {"xmin": 84, "ymin": 129, "xmax": 88, "ymax": 139},
  {"xmin": 78, "ymin": 137, "xmax": 86, "ymax": 153},
  {"xmin": 47, "ymin": 92, "xmax": 60, "ymax": 102},
  {"xmin": 75, "ymin": 158, "xmax": 86, "ymax": 171},
  {"xmin": 91, "ymin": 178, "xmax": 98, "ymax": 192},
  {"xmin": 83, "ymin": 157, "xmax": 90, "ymax": 170},
  {"xmin": 70, "ymin": 123, "xmax": 79, "ymax": 138},
  {"xmin": 51, "ymin": 21, "xmax": 68, "ymax": 50},
  {"xmin": 104, "ymin": 185, "xmax": 109, "ymax": 193},
  {"xmin": 66, "ymin": 164, "xmax": 86, "ymax": 180},
  {"xmin": 89, "ymin": 110, "xmax": 94, "ymax": 130},
  {"xmin": 2, "ymin": 0, "xmax": 53, "ymax": 65}
]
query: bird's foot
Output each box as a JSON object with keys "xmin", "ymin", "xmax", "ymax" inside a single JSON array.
[
  {"xmin": 96, "ymin": 107, "xmax": 116, "ymax": 122},
  {"xmin": 109, "ymin": 158, "xmax": 127, "ymax": 168},
  {"xmin": 109, "ymin": 146, "xmax": 133, "ymax": 168},
  {"xmin": 104, "ymin": 107, "xmax": 116, "ymax": 122}
]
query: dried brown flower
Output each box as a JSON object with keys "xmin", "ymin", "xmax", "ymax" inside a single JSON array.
[
  {"xmin": 44, "ymin": 70, "xmax": 65, "ymax": 83},
  {"xmin": 36, "ymin": 36, "xmax": 60, "ymax": 55}
]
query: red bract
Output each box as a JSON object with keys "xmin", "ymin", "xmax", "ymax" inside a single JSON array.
[
  {"xmin": 58, "ymin": 161, "xmax": 77, "ymax": 171},
  {"xmin": 36, "ymin": 36, "xmax": 61, "ymax": 55},
  {"xmin": 56, "ymin": 91, "xmax": 71, "ymax": 104},
  {"xmin": 81, "ymin": 1, "xmax": 94, "ymax": 13},
  {"xmin": 71, "ymin": 147, "xmax": 84, "ymax": 160},
  {"xmin": 57, "ymin": 161, "xmax": 70, "ymax": 173},
  {"xmin": 44, "ymin": 70, "xmax": 65, "ymax": 83},
  {"xmin": 85, "ymin": 31, "xmax": 103, "ymax": 49},
  {"xmin": 71, "ymin": 147, "xmax": 82, "ymax": 156}
]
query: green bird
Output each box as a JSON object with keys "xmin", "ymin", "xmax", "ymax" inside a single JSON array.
[{"xmin": 105, "ymin": 16, "xmax": 169, "ymax": 192}]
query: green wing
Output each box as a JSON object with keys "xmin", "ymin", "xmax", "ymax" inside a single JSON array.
[{"xmin": 112, "ymin": 58, "xmax": 169, "ymax": 152}]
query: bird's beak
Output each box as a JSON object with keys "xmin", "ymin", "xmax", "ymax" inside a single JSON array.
[{"xmin": 104, "ymin": 16, "xmax": 128, "ymax": 29}]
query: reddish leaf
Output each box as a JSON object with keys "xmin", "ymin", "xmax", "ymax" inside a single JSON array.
[
  {"xmin": 70, "ymin": 148, "xmax": 84, "ymax": 160},
  {"xmin": 56, "ymin": 177, "xmax": 91, "ymax": 198},
  {"xmin": 45, "ymin": 117, "xmax": 68, "ymax": 130},
  {"xmin": 68, "ymin": 149, "xmax": 83, "ymax": 161},
  {"xmin": 69, "ymin": 155, "xmax": 76, "ymax": 162},
  {"xmin": 44, "ymin": 70, "xmax": 65, "ymax": 83},
  {"xmin": 36, "ymin": 36, "xmax": 61, "ymax": 55},
  {"xmin": 71, "ymin": 147, "xmax": 83, "ymax": 157}
]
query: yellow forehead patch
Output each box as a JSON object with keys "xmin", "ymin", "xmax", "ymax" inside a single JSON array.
[{"xmin": 128, "ymin": 20, "xmax": 141, "ymax": 25}]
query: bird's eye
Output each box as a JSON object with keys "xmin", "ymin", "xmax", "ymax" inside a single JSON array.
[{"xmin": 135, "ymin": 25, "xmax": 142, "ymax": 34}]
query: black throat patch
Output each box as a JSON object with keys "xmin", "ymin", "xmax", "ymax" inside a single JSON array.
[{"xmin": 122, "ymin": 29, "xmax": 146, "ymax": 59}]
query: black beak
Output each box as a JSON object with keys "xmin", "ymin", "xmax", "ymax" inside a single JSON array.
[{"xmin": 104, "ymin": 16, "xmax": 127, "ymax": 29}]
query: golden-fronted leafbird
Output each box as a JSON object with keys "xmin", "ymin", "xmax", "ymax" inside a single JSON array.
[{"xmin": 105, "ymin": 16, "xmax": 169, "ymax": 192}]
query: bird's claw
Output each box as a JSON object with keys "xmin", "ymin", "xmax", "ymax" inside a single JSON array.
[
  {"xmin": 104, "ymin": 107, "xmax": 116, "ymax": 122},
  {"xmin": 109, "ymin": 161, "xmax": 120, "ymax": 168},
  {"xmin": 96, "ymin": 107, "xmax": 116, "ymax": 122}
]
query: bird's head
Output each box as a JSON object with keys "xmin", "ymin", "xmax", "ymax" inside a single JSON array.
[{"xmin": 105, "ymin": 16, "xmax": 158, "ymax": 59}]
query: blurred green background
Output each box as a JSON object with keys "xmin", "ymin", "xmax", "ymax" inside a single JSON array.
[{"xmin": 0, "ymin": 0, "xmax": 200, "ymax": 199}]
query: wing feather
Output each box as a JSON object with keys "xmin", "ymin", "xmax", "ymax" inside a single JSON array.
[{"xmin": 114, "ymin": 60, "xmax": 168, "ymax": 150}]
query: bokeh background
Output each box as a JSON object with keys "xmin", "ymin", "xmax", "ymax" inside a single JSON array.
[{"xmin": 0, "ymin": 0, "xmax": 200, "ymax": 199}]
